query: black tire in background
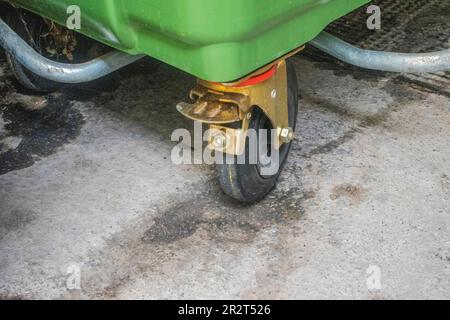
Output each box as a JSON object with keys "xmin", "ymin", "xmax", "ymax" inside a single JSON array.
[{"xmin": 217, "ymin": 59, "xmax": 299, "ymax": 203}]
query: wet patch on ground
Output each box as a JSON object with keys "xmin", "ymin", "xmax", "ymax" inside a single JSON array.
[
  {"xmin": 0, "ymin": 51, "xmax": 85, "ymax": 175},
  {"xmin": 300, "ymin": 127, "xmax": 360, "ymax": 159},
  {"xmin": 396, "ymin": 75, "xmax": 450, "ymax": 99},
  {"xmin": 64, "ymin": 58, "xmax": 195, "ymax": 142},
  {"xmin": 0, "ymin": 209, "xmax": 37, "ymax": 240},
  {"xmin": 62, "ymin": 57, "xmax": 162, "ymax": 103},
  {"xmin": 0, "ymin": 57, "xmax": 176, "ymax": 176},
  {"xmin": 143, "ymin": 183, "xmax": 315, "ymax": 246},
  {"xmin": 0, "ymin": 96, "xmax": 85, "ymax": 175},
  {"xmin": 298, "ymin": 52, "xmax": 389, "ymax": 83},
  {"xmin": 42, "ymin": 58, "xmax": 196, "ymax": 152},
  {"xmin": 69, "ymin": 179, "xmax": 316, "ymax": 299}
]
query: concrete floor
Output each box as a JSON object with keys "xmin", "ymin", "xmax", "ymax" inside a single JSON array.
[{"xmin": 1, "ymin": 23, "xmax": 450, "ymax": 299}]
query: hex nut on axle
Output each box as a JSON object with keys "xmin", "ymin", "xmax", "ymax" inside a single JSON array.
[
  {"xmin": 212, "ymin": 131, "xmax": 229, "ymax": 149},
  {"xmin": 279, "ymin": 127, "xmax": 294, "ymax": 143}
]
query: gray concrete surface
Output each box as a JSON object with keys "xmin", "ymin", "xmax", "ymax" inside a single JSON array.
[
  {"xmin": 0, "ymin": 54, "xmax": 449, "ymax": 300},
  {"xmin": 1, "ymin": 4, "xmax": 450, "ymax": 298}
]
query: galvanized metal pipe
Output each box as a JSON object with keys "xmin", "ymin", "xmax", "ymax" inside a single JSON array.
[
  {"xmin": 310, "ymin": 31, "xmax": 450, "ymax": 73},
  {"xmin": 0, "ymin": 18, "xmax": 144, "ymax": 83}
]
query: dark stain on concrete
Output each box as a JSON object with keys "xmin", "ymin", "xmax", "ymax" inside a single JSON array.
[
  {"xmin": 143, "ymin": 202, "xmax": 203, "ymax": 245},
  {"xmin": 301, "ymin": 128, "xmax": 360, "ymax": 159},
  {"xmin": 396, "ymin": 76, "xmax": 450, "ymax": 99},
  {"xmin": 76, "ymin": 181, "xmax": 316, "ymax": 299},
  {"xmin": 63, "ymin": 58, "xmax": 162, "ymax": 102},
  {"xmin": 0, "ymin": 56, "xmax": 166, "ymax": 177},
  {"xmin": 56, "ymin": 57, "xmax": 195, "ymax": 143},
  {"xmin": 0, "ymin": 209, "xmax": 37, "ymax": 240},
  {"xmin": 0, "ymin": 95, "xmax": 85, "ymax": 175},
  {"xmin": 143, "ymin": 182, "xmax": 315, "ymax": 245},
  {"xmin": 303, "ymin": 92, "xmax": 396, "ymax": 130},
  {"xmin": 300, "ymin": 51, "xmax": 388, "ymax": 83}
]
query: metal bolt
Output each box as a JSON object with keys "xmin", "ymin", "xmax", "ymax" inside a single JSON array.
[
  {"xmin": 279, "ymin": 127, "xmax": 294, "ymax": 143},
  {"xmin": 213, "ymin": 132, "xmax": 228, "ymax": 149},
  {"xmin": 271, "ymin": 89, "xmax": 277, "ymax": 99}
]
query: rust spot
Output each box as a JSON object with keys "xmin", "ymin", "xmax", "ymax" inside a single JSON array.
[{"xmin": 330, "ymin": 183, "xmax": 367, "ymax": 205}]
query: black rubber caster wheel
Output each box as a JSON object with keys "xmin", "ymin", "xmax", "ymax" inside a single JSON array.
[{"xmin": 217, "ymin": 59, "xmax": 299, "ymax": 203}]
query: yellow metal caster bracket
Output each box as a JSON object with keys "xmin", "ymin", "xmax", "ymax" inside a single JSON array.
[{"xmin": 177, "ymin": 59, "xmax": 294, "ymax": 155}]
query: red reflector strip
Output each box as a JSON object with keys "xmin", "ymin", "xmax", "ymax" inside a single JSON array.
[{"xmin": 235, "ymin": 65, "xmax": 277, "ymax": 87}]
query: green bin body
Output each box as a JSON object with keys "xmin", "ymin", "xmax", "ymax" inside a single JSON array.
[{"xmin": 11, "ymin": 0, "xmax": 370, "ymax": 81}]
